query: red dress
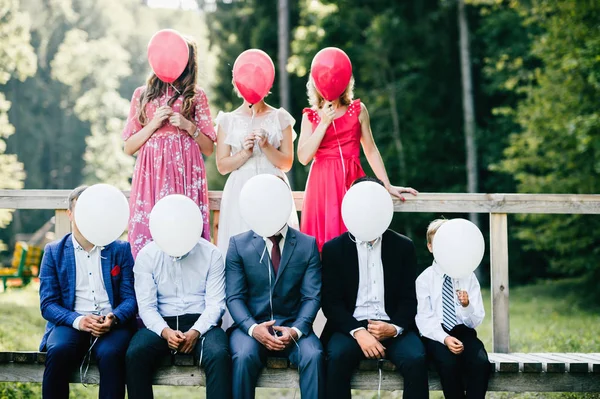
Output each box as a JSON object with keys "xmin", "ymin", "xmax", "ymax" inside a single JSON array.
[{"xmin": 301, "ymin": 99, "xmax": 365, "ymax": 251}]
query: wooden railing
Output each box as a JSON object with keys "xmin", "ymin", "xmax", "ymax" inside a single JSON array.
[{"xmin": 2, "ymin": 190, "xmax": 600, "ymax": 354}]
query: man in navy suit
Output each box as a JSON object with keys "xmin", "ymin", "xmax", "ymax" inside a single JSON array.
[
  {"xmin": 226, "ymin": 221, "xmax": 324, "ymax": 398},
  {"xmin": 39, "ymin": 186, "xmax": 137, "ymax": 399}
]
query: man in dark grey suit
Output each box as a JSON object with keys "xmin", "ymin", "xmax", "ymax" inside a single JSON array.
[{"xmin": 226, "ymin": 223, "xmax": 324, "ymax": 399}]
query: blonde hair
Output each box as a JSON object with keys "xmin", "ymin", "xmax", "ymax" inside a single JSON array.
[
  {"xmin": 426, "ymin": 219, "xmax": 448, "ymax": 245},
  {"xmin": 306, "ymin": 75, "xmax": 355, "ymax": 109}
]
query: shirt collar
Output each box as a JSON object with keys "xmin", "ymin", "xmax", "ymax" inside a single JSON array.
[
  {"xmin": 71, "ymin": 235, "xmax": 103, "ymax": 253},
  {"xmin": 263, "ymin": 224, "xmax": 288, "ymax": 241},
  {"xmin": 354, "ymin": 235, "xmax": 382, "ymax": 249},
  {"xmin": 432, "ymin": 261, "xmax": 447, "ymax": 277}
]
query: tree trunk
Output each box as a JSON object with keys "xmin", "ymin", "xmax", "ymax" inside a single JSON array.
[
  {"xmin": 278, "ymin": 0, "xmax": 295, "ymax": 189},
  {"xmin": 457, "ymin": 0, "xmax": 479, "ymax": 226}
]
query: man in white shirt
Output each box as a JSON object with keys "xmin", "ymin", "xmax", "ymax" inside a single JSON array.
[
  {"xmin": 39, "ymin": 186, "xmax": 137, "ymax": 399},
  {"xmin": 321, "ymin": 176, "xmax": 429, "ymax": 399},
  {"xmin": 416, "ymin": 219, "xmax": 490, "ymax": 399},
  {"xmin": 125, "ymin": 239, "xmax": 231, "ymax": 399}
]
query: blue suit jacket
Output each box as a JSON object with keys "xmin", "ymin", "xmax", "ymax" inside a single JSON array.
[
  {"xmin": 225, "ymin": 227, "xmax": 321, "ymax": 336},
  {"xmin": 39, "ymin": 234, "xmax": 137, "ymax": 350}
]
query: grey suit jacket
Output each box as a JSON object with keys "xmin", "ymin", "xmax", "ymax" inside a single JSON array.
[{"xmin": 225, "ymin": 226, "xmax": 321, "ymax": 336}]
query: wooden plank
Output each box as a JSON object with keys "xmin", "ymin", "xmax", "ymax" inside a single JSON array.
[
  {"xmin": 0, "ymin": 352, "xmax": 11, "ymax": 364},
  {"xmin": 2, "ymin": 363, "xmax": 600, "ymax": 391},
  {"xmin": 2, "ymin": 190, "xmax": 600, "ymax": 214},
  {"xmin": 542, "ymin": 353, "xmax": 589, "ymax": 373},
  {"xmin": 488, "ymin": 353, "xmax": 519, "ymax": 373},
  {"xmin": 490, "ymin": 213, "xmax": 510, "ymax": 353},
  {"xmin": 526, "ymin": 353, "xmax": 567, "ymax": 373},
  {"xmin": 497, "ymin": 353, "xmax": 543, "ymax": 373},
  {"xmin": 568, "ymin": 353, "xmax": 600, "ymax": 373},
  {"xmin": 173, "ymin": 354, "xmax": 195, "ymax": 366},
  {"xmin": 266, "ymin": 357, "xmax": 288, "ymax": 369},
  {"xmin": 54, "ymin": 210, "xmax": 70, "ymax": 237},
  {"xmin": 12, "ymin": 352, "xmax": 37, "ymax": 364}
]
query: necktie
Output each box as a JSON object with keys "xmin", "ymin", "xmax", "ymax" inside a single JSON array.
[
  {"xmin": 442, "ymin": 274, "xmax": 457, "ymax": 331},
  {"xmin": 269, "ymin": 235, "xmax": 283, "ymax": 275}
]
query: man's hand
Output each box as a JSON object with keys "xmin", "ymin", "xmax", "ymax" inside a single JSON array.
[
  {"xmin": 444, "ymin": 336, "xmax": 464, "ymax": 354},
  {"xmin": 273, "ymin": 326, "xmax": 298, "ymax": 348},
  {"xmin": 252, "ymin": 320, "xmax": 286, "ymax": 351},
  {"xmin": 367, "ymin": 320, "xmax": 398, "ymax": 341},
  {"xmin": 79, "ymin": 314, "xmax": 104, "ymax": 335},
  {"xmin": 457, "ymin": 290, "xmax": 470, "ymax": 307},
  {"xmin": 354, "ymin": 329, "xmax": 386, "ymax": 359},
  {"xmin": 161, "ymin": 328, "xmax": 186, "ymax": 351},
  {"xmin": 179, "ymin": 330, "xmax": 200, "ymax": 354},
  {"xmin": 89, "ymin": 313, "xmax": 117, "ymax": 337}
]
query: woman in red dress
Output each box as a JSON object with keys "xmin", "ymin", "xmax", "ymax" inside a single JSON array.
[{"xmin": 298, "ymin": 77, "xmax": 417, "ymax": 251}]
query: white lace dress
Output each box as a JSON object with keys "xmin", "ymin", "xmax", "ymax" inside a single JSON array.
[{"xmin": 215, "ymin": 108, "xmax": 300, "ymax": 257}]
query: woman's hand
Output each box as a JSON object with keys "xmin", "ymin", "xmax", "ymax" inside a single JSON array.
[
  {"xmin": 253, "ymin": 128, "xmax": 269, "ymax": 148},
  {"xmin": 320, "ymin": 102, "xmax": 336, "ymax": 125},
  {"xmin": 387, "ymin": 185, "xmax": 419, "ymax": 201},
  {"xmin": 242, "ymin": 133, "xmax": 255, "ymax": 157},
  {"xmin": 169, "ymin": 112, "xmax": 193, "ymax": 132},
  {"xmin": 149, "ymin": 106, "xmax": 172, "ymax": 131}
]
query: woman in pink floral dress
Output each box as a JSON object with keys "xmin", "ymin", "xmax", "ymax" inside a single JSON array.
[{"xmin": 122, "ymin": 39, "xmax": 216, "ymax": 258}]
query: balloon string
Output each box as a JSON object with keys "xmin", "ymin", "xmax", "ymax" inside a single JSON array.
[
  {"xmin": 167, "ymin": 84, "xmax": 188, "ymax": 198},
  {"xmin": 332, "ymin": 120, "xmax": 347, "ymax": 192},
  {"xmin": 250, "ymin": 106, "xmax": 258, "ymax": 176}
]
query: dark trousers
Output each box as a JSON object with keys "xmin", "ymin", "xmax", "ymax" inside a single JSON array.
[
  {"xmin": 126, "ymin": 314, "xmax": 232, "ymax": 399},
  {"xmin": 43, "ymin": 325, "xmax": 132, "ymax": 399},
  {"xmin": 229, "ymin": 327, "xmax": 325, "ymax": 399},
  {"xmin": 424, "ymin": 324, "xmax": 491, "ymax": 399},
  {"xmin": 325, "ymin": 328, "xmax": 429, "ymax": 399}
]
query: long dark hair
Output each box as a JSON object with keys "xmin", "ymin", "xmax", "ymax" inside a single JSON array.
[{"xmin": 137, "ymin": 37, "xmax": 199, "ymax": 125}]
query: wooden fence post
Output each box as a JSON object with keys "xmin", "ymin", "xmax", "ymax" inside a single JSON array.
[
  {"xmin": 212, "ymin": 210, "xmax": 220, "ymax": 246},
  {"xmin": 54, "ymin": 210, "xmax": 71, "ymax": 237},
  {"xmin": 490, "ymin": 212, "xmax": 509, "ymax": 353}
]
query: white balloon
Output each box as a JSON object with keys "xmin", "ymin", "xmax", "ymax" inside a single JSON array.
[
  {"xmin": 341, "ymin": 181, "xmax": 394, "ymax": 242},
  {"xmin": 149, "ymin": 194, "xmax": 203, "ymax": 257},
  {"xmin": 432, "ymin": 218, "xmax": 485, "ymax": 279},
  {"xmin": 74, "ymin": 184, "xmax": 129, "ymax": 247},
  {"xmin": 239, "ymin": 174, "xmax": 293, "ymax": 237}
]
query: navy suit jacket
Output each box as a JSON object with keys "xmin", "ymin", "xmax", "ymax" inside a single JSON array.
[
  {"xmin": 225, "ymin": 227, "xmax": 321, "ymax": 336},
  {"xmin": 39, "ymin": 234, "xmax": 137, "ymax": 350}
]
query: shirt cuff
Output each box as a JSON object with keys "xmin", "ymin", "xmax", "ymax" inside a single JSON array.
[
  {"xmin": 73, "ymin": 316, "xmax": 84, "ymax": 331},
  {"xmin": 291, "ymin": 327, "xmax": 303, "ymax": 339},
  {"xmin": 149, "ymin": 320, "xmax": 170, "ymax": 338},
  {"xmin": 350, "ymin": 327, "xmax": 365, "ymax": 338},
  {"xmin": 391, "ymin": 324, "xmax": 403, "ymax": 337},
  {"xmin": 434, "ymin": 329, "xmax": 450, "ymax": 345},
  {"xmin": 459, "ymin": 303, "xmax": 475, "ymax": 316},
  {"xmin": 248, "ymin": 323, "xmax": 258, "ymax": 337}
]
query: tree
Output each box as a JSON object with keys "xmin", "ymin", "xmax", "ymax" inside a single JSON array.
[
  {"xmin": 0, "ymin": 0, "xmax": 37, "ymax": 250},
  {"xmin": 498, "ymin": 1, "xmax": 600, "ymax": 282}
]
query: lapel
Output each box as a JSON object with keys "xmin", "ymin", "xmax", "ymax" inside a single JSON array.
[
  {"xmin": 345, "ymin": 233, "xmax": 360, "ymax": 304},
  {"xmin": 100, "ymin": 244, "xmax": 115, "ymax": 305},
  {"xmin": 274, "ymin": 227, "xmax": 297, "ymax": 286},
  {"xmin": 251, "ymin": 233, "xmax": 274, "ymax": 284},
  {"xmin": 381, "ymin": 231, "xmax": 395, "ymax": 310},
  {"xmin": 63, "ymin": 235, "xmax": 76, "ymax": 309}
]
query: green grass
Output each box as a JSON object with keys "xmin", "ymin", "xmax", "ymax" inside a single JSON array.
[{"xmin": 0, "ymin": 279, "xmax": 599, "ymax": 398}]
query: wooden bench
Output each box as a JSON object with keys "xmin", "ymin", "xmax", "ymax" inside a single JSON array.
[
  {"xmin": 0, "ymin": 242, "xmax": 43, "ymax": 292},
  {"xmin": 1, "ymin": 351, "xmax": 599, "ymax": 392}
]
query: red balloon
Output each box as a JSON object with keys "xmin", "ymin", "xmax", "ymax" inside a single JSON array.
[
  {"xmin": 233, "ymin": 50, "xmax": 275, "ymax": 104},
  {"xmin": 310, "ymin": 47, "xmax": 353, "ymax": 101},
  {"xmin": 148, "ymin": 30, "xmax": 189, "ymax": 83}
]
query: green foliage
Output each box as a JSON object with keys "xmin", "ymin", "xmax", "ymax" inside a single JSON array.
[
  {"xmin": 496, "ymin": 1, "xmax": 600, "ymax": 280},
  {"xmin": 0, "ymin": 0, "xmax": 36, "ymax": 250}
]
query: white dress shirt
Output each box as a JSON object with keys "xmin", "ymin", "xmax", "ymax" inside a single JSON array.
[
  {"xmin": 415, "ymin": 261, "xmax": 485, "ymax": 344},
  {"xmin": 247, "ymin": 225, "xmax": 303, "ymax": 339},
  {"xmin": 350, "ymin": 237, "xmax": 402, "ymax": 338},
  {"xmin": 72, "ymin": 235, "xmax": 112, "ymax": 330},
  {"xmin": 134, "ymin": 239, "xmax": 226, "ymax": 337}
]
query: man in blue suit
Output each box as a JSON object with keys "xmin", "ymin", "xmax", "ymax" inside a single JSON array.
[
  {"xmin": 39, "ymin": 186, "xmax": 137, "ymax": 399},
  {"xmin": 226, "ymin": 223, "xmax": 324, "ymax": 399}
]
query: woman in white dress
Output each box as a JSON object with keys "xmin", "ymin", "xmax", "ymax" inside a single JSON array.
[{"xmin": 215, "ymin": 99, "xmax": 299, "ymax": 257}]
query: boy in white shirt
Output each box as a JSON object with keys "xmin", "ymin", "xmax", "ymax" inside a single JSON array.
[{"xmin": 416, "ymin": 219, "xmax": 491, "ymax": 399}]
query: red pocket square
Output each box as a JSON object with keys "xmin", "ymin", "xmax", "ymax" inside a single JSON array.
[{"xmin": 111, "ymin": 265, "xmax": 121, "ymax": 277}]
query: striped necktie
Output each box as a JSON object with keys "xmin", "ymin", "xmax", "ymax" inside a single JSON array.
[{"xmin": 442, "ymin": 274, "xmax": 457, "ymax": 331}]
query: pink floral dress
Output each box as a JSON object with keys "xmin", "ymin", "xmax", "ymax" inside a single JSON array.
[{"xmin": 122, "ymin": 85, "xmax": 216, "ymax": 258}]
